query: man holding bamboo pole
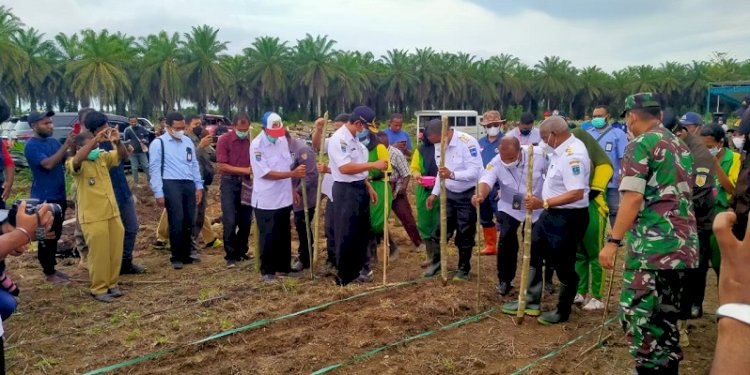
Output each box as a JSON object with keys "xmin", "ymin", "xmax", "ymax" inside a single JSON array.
[
  {"xmin": 502, "ymin": 116, "xmax": 590, "ymax": 324},
  {"xmin": 471, "ymin": 136, "xmax": 547, "ymax": 296},
  {"xmin": 288, "ymin": 132, "xmax": 318, "ymax": 272},
  {"xmin": 423, "ymin": 119, "xmax": 483, "ymax": 281}
]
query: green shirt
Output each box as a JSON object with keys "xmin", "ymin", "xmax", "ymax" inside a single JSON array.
[{"xmin": 619, "ymin": 128, "xmax": 698, "ymax": 270}]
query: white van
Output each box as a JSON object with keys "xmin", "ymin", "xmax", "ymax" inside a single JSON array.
[{"xmin": 414, "ymin": 110, "xmax": 484, "ymax": 140}]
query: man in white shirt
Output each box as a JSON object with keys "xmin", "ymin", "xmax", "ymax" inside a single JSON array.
[
  {"xmin": 327, "ymin": 106, "xmax": 386, "ymax": 286},
  {"xmin": 472, "ymin": 136, "xmax": 548, "ymax": 296},
  {"xmin": 423, "ymin": 119, "xmax": 483, "ymax": 281},
  {"xmin": 250, "ymin": 112, "xmax": 306, "ymax": 282},
  {"xmin": 502, "ymin": 116, "xmax": 591, "ymax": 325},
  {"xmin": 507, "ymin": 112, "xmax": 542, "ymax": 146}
]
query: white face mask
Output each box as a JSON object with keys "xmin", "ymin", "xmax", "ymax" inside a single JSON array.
[
  {"xmin": 171, "ymin": 129, "xmax": 185, "ymax": 139},
  {"xmin": 733, "ymin": 137, "xmax": 746, "ymax": 150},
  {"xmin": 486, "ymin": 127, "xmax": 501, "ymax": 137},
  {"xmin": 540, "ymin": 134, "xmax": 555, "ymax": 154}
]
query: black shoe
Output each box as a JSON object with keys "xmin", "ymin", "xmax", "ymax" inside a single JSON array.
[
  {"xmin": 171, "ymin": 261, "xmax": 184, "ymax": 270},
  {"xmin": 544, "ymin": 282, "xmax": 555, "ymax": 294},
  {"xmin": 121, "ymin": 262, "xmax": 146, "ymax": 275},
  {"xmin": 107, "ymin": 287, "xmax": 124, "ymax": 298},
  {"xmin": 537, "ymin": 308, "xmax": 569, "ymax": 325},
  {"xmin": 92, "ymin": 293, "xmax": 115, "ymax": 303},
  {"xmin": 497, "ymin": 281, "xmax": 512, "ymax": 296}
]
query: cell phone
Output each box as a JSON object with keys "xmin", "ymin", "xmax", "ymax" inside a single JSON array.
[
  {"xmin": 72, "ymin": 122, "xmax": 81, "ymax": 135},
  {"xmin": 105, "ymin": 128, "xmax": 112, "ymax": 138},
  {"xmin": 0, "ymin": 210, "xmax": 8, "ymax": 224}
]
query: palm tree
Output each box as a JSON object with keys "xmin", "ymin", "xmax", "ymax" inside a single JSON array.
[
  {"xmin": 292, "ymin": 33, "xmax": 338, "ymax": 116},
  {"xmin": 487, "ymin": 53, "xmax": 521, "ymax": 110},
  {"xmin": 244, "ymin": 36, "xmax": 289, "ymax": 110},
  {"xmin": 181, "ymin": 25, "xmax": 229, "ymax": 113},
  {"xmin": 413, "ymin": 47, "xmax": 441, "ymax": 109},
  {"xmin": 66, "ymin": 29, "xmax": 134, "ymax": 109},
  {"xmin": 12, "ymin": 27, "xmax": 58, "ymax": 110},
  {"xmin": 219, "ymin": 54, "xmax": 252, "ymax": 114},
  {"xmin": 627, "ymin": 65, "xmax": 658, "ymax": 93},
  {"xmin": 534, "ymin": 56, "xmax": 577, "ymax": 110},
  {"xmin": 0, "ymin": 5, "xmax": 28, "ymax": 94},
  {"xmin": 577, "ymin": 66, "xmax": 610, "ymax": 113},
  {"xmin": 140, "ymin": 31, "xmax": 183, "ymax": 113},
  {"xmin": 657, "ymin": 61, "xmax": 685, "ymax": 106},
  {"xmin": 684, "ymin": 61, "xmax": 710, "ymax": 110},
  {"xmin": 380, "ymin": 49, "xmax": 417, "ymax": 113},
  {"xmin": 332, "ymin": 51, "xmax": 371, "ymax": 112}
]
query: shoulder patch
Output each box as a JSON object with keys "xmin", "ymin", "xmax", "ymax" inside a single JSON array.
[
  {"xmin": 696, "ymin": 167, "xmax": 710, "ymax": 174},
  {"xmin": 571, "ymin": 164, "xmax": 581, "ymax": 175},
  {"xmin": 254, "ymin": 151, "xmax": 262, "ymax": 161},
  {"xmin": 468, "ymin": 145, "xmax": 478, "ymax": 157},
  {"xmin": 459, "ymin": 134, "xmax": 470, "ymax": 143},
  {"xmin": 565, "ymin": 145, "xmax": 574, "ymax": 156},
  {"xmin": 486, "ymin": 163, "xmax": 494, "ymax": 171},
  {"xmin": 695, "ymin": 174, "xmax": 707, "ymax": 187}
]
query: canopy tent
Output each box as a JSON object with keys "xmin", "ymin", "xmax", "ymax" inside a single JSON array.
[{"xmin": 706, "ymin": 81, "xmax": 750, "ymax": 115}]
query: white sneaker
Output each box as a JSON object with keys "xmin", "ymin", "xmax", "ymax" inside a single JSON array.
[
  {"xmin": 583, "ymin": 298, "xmax": 605, "ymax": 310},
  {"xmin": 574, "ymin": 293, "xmax": 585, "ymax": 304}
]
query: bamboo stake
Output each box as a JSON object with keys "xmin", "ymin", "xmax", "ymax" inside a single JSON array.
[
  {"xmin": 300, "ymin": 178, "xmax": 314, "ymax": 279},
  {"xmin": 312, "ymin": 112, "xmax": 329, "ymax": 270},
  {"xmin": 252, "ymin": 211, "xmax": 260, "ymax": 273},
  {"xmin": 439, "ymin": 116, "xmax": 449, "ymax": 286},
  {"xmin": 598, "ymin": 255, "xmax": 618, "ymax": 342},
  {"xmin": 383, "ymin": 171, "xmax": 390, "ymax": 285},
  {"xmin": 475, "ymin": 182, "xmax": 483, "ymax": 313},
  {"xmin": 516, "ymin": 144, "xmax": 535, "ymax": 323}
]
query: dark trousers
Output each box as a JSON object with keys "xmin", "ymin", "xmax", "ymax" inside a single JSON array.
[
  {"xmin": 163, "ymin": 180, "xmax": 196, "ymax": 263},
  {"xmin": 255, "ymin": 206, "xmax": 293, "ymax": 275},
  {"xmin": 430, "ymin": 188, "xmax": 476, "ymax": 272},
  {"xmin": 529, "ymin": 208, "xmax": 589, "ymax": 313},
  {"xmin": 496, "ymin": 211, "xmax": 523, "ymax": 284},
  {"xmin": 390, "ymin": 183, "xmax": 422, "ymax": 247},
  {"xmin": 117, "ymin": 196, "xmax": 138, "ymax": 261},
  {"xmin": 220, "ymin": 176, "xmax": 253, "ymax": 261},
  {"xmin": 324, "ymin": 199, "xmax": 336, "ymax": 266},
  {"xmin": 479, "ymin": 187, "xmax": 498, "ymax": 228},
  {"xmin": 192, "ymin": 186, "xmax": 208, "ymax": 251},
  {"xmin": 40, "ymin": 200, "xmax": 67, "ymax": 276},
  {"xmin": 333, "ymin": 181, "xmax": 370, "ymax": 285},
  {"xmin": 294, "ymin": 206, "xmax": 316, "ymax": 267},
  {"xmin": 681, "ymin": 228, "xmax": 713, "ymax": 317}
]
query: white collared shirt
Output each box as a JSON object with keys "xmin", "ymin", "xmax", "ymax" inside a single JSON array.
[
  {"xmin": 327, "ymin": 126, "xmax": 368, "ymax": 182},
  {"xmin": 480, "ymin": 145, "xmax": 548, "ymax": 222},
  {"xmin": 249, "ymin": 133, "xmax": 294, "ymax": 209},
  {"xmin": 431, "ymin": 130, "xmax": 483, "ymax": 195},
  {"xmin": 542, "ymin": 135, "xmax": 590, "ymax": 209}
]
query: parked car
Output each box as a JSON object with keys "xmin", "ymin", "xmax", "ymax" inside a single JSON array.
[
  {"xmin": 202, "ymin": 114, "xmax": 232, "ymax": 142},
  {"xmin": 137, "ymin": 117, "xmax": 154, "ymax": 131},
  {"xmin": 0, "ymin": 117, "xmax": 17, "ymax": 141}
]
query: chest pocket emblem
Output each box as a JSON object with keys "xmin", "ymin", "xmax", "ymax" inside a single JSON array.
[{"xmin": 88, "ymin": 177, "xmax": 96, "ymax": 186}]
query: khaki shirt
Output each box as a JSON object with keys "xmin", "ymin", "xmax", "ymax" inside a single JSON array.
[{"xmin": 66, "ymin": 150, "xmax": 121, "ymax": 224}]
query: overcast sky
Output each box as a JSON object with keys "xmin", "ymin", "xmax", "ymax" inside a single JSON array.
[{"xmin": 5, "ymin": 0, "xmax": 750, "ymax": 72}]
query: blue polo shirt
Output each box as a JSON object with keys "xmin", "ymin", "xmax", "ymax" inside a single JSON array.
[
  {"xmin": 586, "ymin": 125, "xmax": 629, "ymax": 188},
  {"xmin": 581, "ymin": 122, "xmax": 592, "ymax": 131},
  {"xmin": 478, "ymin": 135, "xmax": 501, "ymax": 167},
  {"xmin": 382, "ymin": 128, "xmax": 413, "ymax": 150},
  {"xmin": 100, "ymin": 141, "xmax": 132, "ymax": 202},
  {"xmin": 25, "ymin": 137, "xmax": 67, "ymax": 202}
]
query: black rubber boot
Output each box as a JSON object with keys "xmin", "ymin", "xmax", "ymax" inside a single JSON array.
[
  {"xmin": 453, "ymin": 247, "xmax": 472, "ymax": 281},
  {"xmin": 502, "ymin": 267, "xmax": 542, "ymax": 316},
  {"xmin": 538, "ymin": 283, "xmax": 573, "ymax": 325},
  {"xmin": 422, "ymin": 240, "xmax": 441, "ymax": 277}
]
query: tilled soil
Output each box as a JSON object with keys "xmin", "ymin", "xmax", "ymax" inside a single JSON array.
[{"xmin": 3, "ymin": 187, "xmax": 716, "ymax": 375}]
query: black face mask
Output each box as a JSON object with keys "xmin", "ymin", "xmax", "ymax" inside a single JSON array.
[
  {"xmin": 520, "ymin": 129, "xmax": 531, "ymax": 136},
  {"xmin": 192, "ymin": 126, "xmax": 203, "ymax": 137}
]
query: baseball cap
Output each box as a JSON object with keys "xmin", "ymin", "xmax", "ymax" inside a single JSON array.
[
  {"xmin": 261, "ymin": 112, "xmax": 286, "ymax": 138},
  {"xmin": 351, "ymin": 105, "xmax": 378, "ymax": 133},
  {"xmin": 679, "ymin": 112, "xmax": 703, "ymax": 126},
  {"xmin": 424, "ymin": 119, "xmax": 443, "ymax": 137},
  {"xmin": 27, "ymin": 110, "xmax": 55, "ymax": 125},
  {"xmin": 480, "ymin": 110, "xmax": 505, "ymax": 126},
  {"xmin": 334, "ymin": 113, "xmax": 350, "ymax": 123},
  {"xmin": 543, "ymin": 111, "xmax": 551, "ymax": 118},
  {"xmin": 621, "ymin": 92, "xmax": 662, "ymax": 117},
  {"xmin": 519, "ymin": 112, "xmax": 534, "ymax": 125}
]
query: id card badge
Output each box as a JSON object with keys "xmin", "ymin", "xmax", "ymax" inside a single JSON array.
[
  {"xmin": 186, "ymin": 147, "xmax": 193, "ymax": 162},
  {"xmin": 512, "ymin": 194, "xmax": 523, "ymax": 210}
]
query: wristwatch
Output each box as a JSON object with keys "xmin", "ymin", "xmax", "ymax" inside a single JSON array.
[
  {"xmin": 606, "ymin": 236, "xmax": 622, "ymax": 246},
  {"xmin": 542, "ymin": 200, "xmax": 549, "ymax": 210}
]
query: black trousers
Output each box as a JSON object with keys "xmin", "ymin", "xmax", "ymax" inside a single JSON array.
[
  {"xmin": 333, "ymin": 181, "xmax": 370, "ymax": 285},
  {"xmin": 255, "ymin": 205, "xmax": 293, "ymax": 275},
  {"xmin": 325, "ymin": 199, "xmax": 336, "ymax": 266},
  {"xmin": 681, "ymin": 228, "xmax": 713, "ymax": 317},
  {"xmin": 479, "ymin": 187, "xmax": 498, "ymax": 228},
  {"xmin": 293, "ymin": 206, "xmax": 316, "ymax": 267},
  {"xmin": 220, "ymin": 176, "xmax": 253, "ymax": 261},
  {"xmin": 163, "ymin": 180, "xmax": 196, "ymax": 263},
  {"xmin": 192, "ymin": 185, "xmax": 208, "ymax": 252},
  {"xmin": 496, "ymin": 211, "xmax": 524, "ymax": 284},
  {"xmin": 430, "ymin": 188, "xmax": 477, "ymax": 249},
  {"xmin": 529, "ymin": 207, "xmax": 589, "ymax": 312},
  {"xmin": 40, "ymin": 200, "xmax": 67, "ymax": 276}
]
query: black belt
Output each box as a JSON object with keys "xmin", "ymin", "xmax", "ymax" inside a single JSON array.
[
  {"xmin": 334, "ymin": 180, "xmax": 366, "ymax": 186},
  {"xmin": 222, "ymin": 175, "xmax": 244, "ymax": 180}
]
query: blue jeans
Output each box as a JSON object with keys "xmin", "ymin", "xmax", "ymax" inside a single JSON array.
[
  {"xmin": 606, "ymin": 187, "xmax": 619, "ymax": 226},
  {"xmin": 129, "ymin": 153, "xmax": 149, "ymax": 184},
  {"xmin": 0, "ymin": 289, "xmax": 17, "ymax": 321},
  {"xmin": 118, "ymin": 196, "xmax": 138, "ymax": 261}
]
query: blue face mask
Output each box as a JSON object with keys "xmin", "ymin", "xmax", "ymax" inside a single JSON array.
[
  {"xmin": 592, "ymin": 117, "xmax": 607, "ymax": 129},
  {"xmin": 361, "ymin": 137, "xmax": 370, "ymax": 146},
  {"xmin": 87, "ymin": 148, "xmax": 101, "ymax": 161},
  {"xmin": 266, "ymin": 134, "xmax": 278, "ymax": 144},
  {"xmin": 356, "ymin": 129, "xmax": 369, "ymax": 140}
]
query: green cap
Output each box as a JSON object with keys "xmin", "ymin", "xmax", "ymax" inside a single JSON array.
[{"xmin": 621, "ymin": 92, "xmax": 662, "ymax": 117}]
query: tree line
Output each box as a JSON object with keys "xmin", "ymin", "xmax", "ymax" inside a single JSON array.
[{"xmin": 1, "ymin": 5, "xmax": 749, "ymax": 122}]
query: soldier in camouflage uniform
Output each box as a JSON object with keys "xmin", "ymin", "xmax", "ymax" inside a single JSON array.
[{"xmin": 599, "ymin": 93, "xmax": 698, "ymax": 375}]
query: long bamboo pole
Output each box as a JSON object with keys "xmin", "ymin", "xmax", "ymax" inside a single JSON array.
[
  {"xmin": 311, "ymin": 112, "xmax": 329, "ymax": 270},
  {"xmin": 300, "ymin": 178, "xmax": 314, "ymax": 279},
  {"xmin": 516, "ymin": 144, "xmax": 534, "ymax": 323},
  {"xmin": 439, "ymin": 116, "xmax": 449, "ymax": 285},
  {"xmin": 383, "ymin": 171, "xmax": 390, "ymax": 285},
  {"xmin": 475, "ymin": 183, "xmax": 483, "ymax": 312}
]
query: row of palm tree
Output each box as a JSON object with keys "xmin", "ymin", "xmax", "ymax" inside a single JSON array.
[{"xmin": 1, "ymin": 6, "xmax": 749, "ymax": 121}]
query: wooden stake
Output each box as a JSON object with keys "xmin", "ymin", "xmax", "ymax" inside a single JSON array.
[
  {"xmin": 597, "ymin": 254, "xmax": 618, "ymax": 343},
  {"xmin": 300, "ymin": 178, "xmax": 314, "ymax": 279},
  {"xmin": 311, "ymin": 112, "xmax": 329, "ymax": 270},
  {"xmin": 475, "ymin": 183, "xmax": 483, "ymax": 313},
  {"xmin": 516, "ymin": 144, "xmax": 535, "ymax": 323},
  {"xmin": 252, "ymin": 211, "xmax": 260, "ymax": 273},
  {"xmin": 439, "ymin": 116, "xmax": 449, "ymax": 286},
  {"xmin": 383, "ymin": 171, "xmax": 390, "ymax": 285}
]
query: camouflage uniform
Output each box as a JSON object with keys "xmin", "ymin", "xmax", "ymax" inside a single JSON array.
[{"xmin": 618, "ymin": 93, "xmax": 699, "ymax": 374}]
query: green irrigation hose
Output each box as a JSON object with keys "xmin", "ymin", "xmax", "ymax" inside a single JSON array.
[
  {"xmin": 309, "ymin": 308, "xmax": 498, "ymax": 375},
  {"xmin": 83, "ymin": 278, "xmax": 425, "ymax": 375},
  {"xmin": 510, "ymin": 316, "xmax": 617, "ymax": 375}
]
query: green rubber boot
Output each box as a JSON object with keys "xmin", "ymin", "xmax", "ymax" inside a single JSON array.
[
  {"xmin": 501, "ymin": 267, "xmax": 542, "ymax": 316},
  {"xmin": 422, "ymin": 240, "xmax": 441, "ymax": 278}
]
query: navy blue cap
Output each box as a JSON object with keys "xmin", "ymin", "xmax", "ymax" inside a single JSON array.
[
  {"xmin": 351, "ymin": 106, "xmax": 376, "ymax": 125},
  {"xmin": 679, "ymin": 112, "xmax": 703, "ymax": 126},
  {"xmin": 28, "ymin": 110, "xmax": 55, "ymax": 125}
]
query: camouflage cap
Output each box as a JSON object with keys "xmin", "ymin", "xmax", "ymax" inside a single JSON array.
[{"xmin": 621, "ymin": 92, "xmax": 662, "ymax": 117}]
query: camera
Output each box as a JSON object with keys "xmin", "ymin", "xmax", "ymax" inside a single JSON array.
[{"xmin": 0, "ymin": 199, "xmax": 63, "ymax": 241}]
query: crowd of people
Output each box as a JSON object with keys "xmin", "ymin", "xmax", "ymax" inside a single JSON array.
[{"xmin": 0, "ymin": 91, "xmax": 750, "ymax": 374}]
